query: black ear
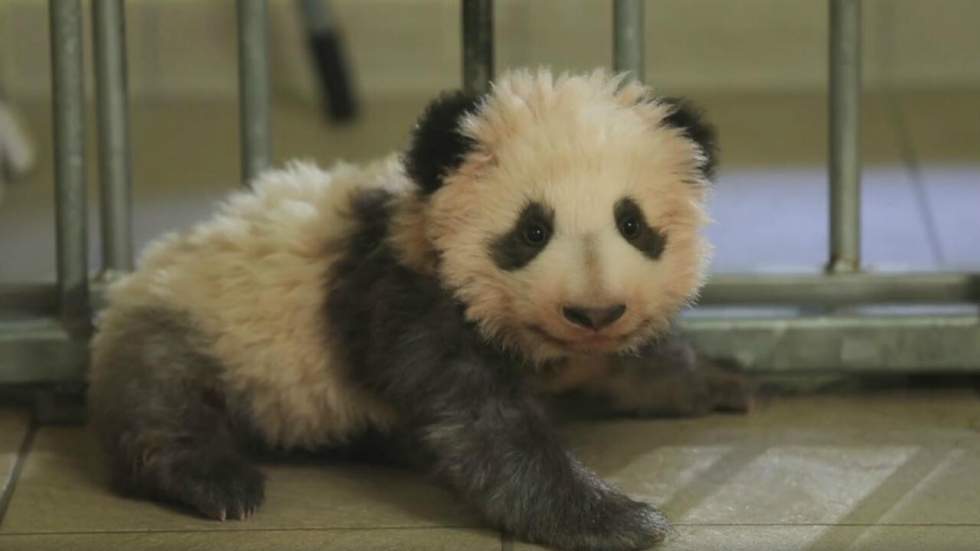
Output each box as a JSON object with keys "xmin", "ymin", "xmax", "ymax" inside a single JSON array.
[
  {"xmin": 404, "ymin": 91, "xmax": 482, "ymax": 195},
  {"xmin": 660, "ymin": 97, "xmax": 718, "ymax": 180}
]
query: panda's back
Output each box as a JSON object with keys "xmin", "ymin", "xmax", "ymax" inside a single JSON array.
[{"xmin": 91, "ymin": 158, "xmax": 407, "ymax": 449}]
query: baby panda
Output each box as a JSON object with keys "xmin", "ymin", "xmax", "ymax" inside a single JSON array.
[{"xmin": 89, "ymin": 69, "xmax": 748, "ymax": 551}]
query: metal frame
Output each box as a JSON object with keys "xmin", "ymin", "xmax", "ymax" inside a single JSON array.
[
  {"xmin": 1, "ymin": 0, "xmax": 977, "ymax": 387},
  {"xmin": 613, "ymin": 0, "xmax": 645, "ymax": 81},
  {"xmin": 93, "ymin": 0, "xmax": 134, "ymax": 274},
  {"xmin": 462, "ymin": 0, "xmax": 494, "ymax": 96},
  {"xmin": 684, "ymin": 310, "xmax": 980, "ymax": 372},
  {"xmin": 49, "ymin": 0, "xmax": 90, "ymax": 339},
  {"xmin": 828, "ymin": 0, "xmax": 862, "ymax": 273},
  {"xmin": 237, "ymin": 0, "xmax": 271, "ymax": 185}
]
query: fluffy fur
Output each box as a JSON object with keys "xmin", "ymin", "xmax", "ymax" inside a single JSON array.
[
  {"xmin": 89, "ymin": 69, "xmax": 748, "ymax": 551},
  {"xmin": 423, "ymin": 71, "xmax": 712, "ymax": 364},
  {"xmin": 92, "ymin": 159, "xmax": 403, "ymax": 450}
]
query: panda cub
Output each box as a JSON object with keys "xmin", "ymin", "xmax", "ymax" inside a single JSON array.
[{"xmin": 89, "ymin": 69, "xmax": 748, "ymax": 551}]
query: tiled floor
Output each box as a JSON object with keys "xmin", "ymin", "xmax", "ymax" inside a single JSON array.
[{"xmin": 1, "ymin": 387, "xmax": 979, "ymax": 550}]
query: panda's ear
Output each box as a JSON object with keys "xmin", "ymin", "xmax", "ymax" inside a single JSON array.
[
  {"xmin": 404, "ymin": 91, "xmax": 482, "ymax": 195},
  {"xmin": 659, "ymin": 97, "xmax": 718, "ymax": 180}
]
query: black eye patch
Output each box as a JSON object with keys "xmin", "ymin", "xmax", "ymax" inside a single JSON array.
[
  {"xmin": 490, "ymin": 202, "xmax": 555, "ymax": 271},
  {"xmin": 614, "ymin": 198, "xmax": 667, "ymax": 260}
]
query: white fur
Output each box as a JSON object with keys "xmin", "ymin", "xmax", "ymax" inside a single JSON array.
[
  {"xmin": 428, "ymin": 69, "xmax": 711, "ymax": 363},
  {"xmin": 92, "ymin": 157, "xmax": 406, "ymax": 449}
]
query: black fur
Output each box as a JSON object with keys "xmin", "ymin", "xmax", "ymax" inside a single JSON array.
[
  {"xmin": 489, "ymin": 201, "xmax": 555, "ymax": 271},
  {"xmin": 326, "ymin": 190, "xmax": 670, "ymax": 551},
  {"xmin": 659, "ymin": 97, "xmax": 718, "ymax": 179},
  {"xmin": 89, "ymin": 308, "xmax": 265, "ymax": 521},
  {"xmin": 545, "ymin": 339, "xmax": 752, "ymax": 425},
  {"xmin": 615, "ymin": 197, "xmax": 667, "ymax": 260},
  {"xmin": 404, "ymin": 91, "xmax": 482, "ymax": 194}
]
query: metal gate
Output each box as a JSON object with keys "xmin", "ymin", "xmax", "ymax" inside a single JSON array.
[{"xmin": 2, "ymin": 0, "xmax": 978, "ymax": 394}]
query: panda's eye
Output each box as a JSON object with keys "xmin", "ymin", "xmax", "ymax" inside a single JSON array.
[
  {"xmin": 491, "ymin": 202, "xmax": 554, "ymax": 271},
  {"xmin": 615, "ymin": 197, "xmax": 667, "ymax": 260},
  {"xmin": 522, "ymin": 222, "xmax": 549, "ymax": 245},
  {"xmin": 618, "ymin": 215, "xmax": 641, "ymax": 240}
]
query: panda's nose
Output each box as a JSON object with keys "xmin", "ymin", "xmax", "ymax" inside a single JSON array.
[{"xmin": 562, "ymin": 304, "xmax": 627, "ymax": 331}]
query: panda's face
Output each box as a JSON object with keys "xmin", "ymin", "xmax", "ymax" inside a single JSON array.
[{"xmin": 411, "ymin": 70, "xmax": 713, "ymax": 363}]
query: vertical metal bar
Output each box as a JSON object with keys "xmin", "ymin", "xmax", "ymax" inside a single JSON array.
[
  {"xmin": 613, "ymin": 0, "xmax": 645, "ymax": 82},
  {"xmin": 462, "ymin": 0, "xmax": 494, "ymax": 96},
  {"xmin": 49, "ymin": 0, "xmax": 90, "ymax": 334},
  {"xmin": 828, "ymin": 0, "xmax": 862, "ymax": 273},
  {"xmin": 237, "ymin": 0, "xmax": 271, "ymax": 185},
  {"xmin": 93, "ymin": 0, "xmax": 133, "ymax": 273}
]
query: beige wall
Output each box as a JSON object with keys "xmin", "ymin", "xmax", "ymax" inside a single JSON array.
[{"xmin": 3, "ymin": 0, "xmax": 980, "ymax": 101}]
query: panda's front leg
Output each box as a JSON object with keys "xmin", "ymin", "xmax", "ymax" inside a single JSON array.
[{"xmin": 385, "ymin": 351, "xmax": 670, "ymax": 551}]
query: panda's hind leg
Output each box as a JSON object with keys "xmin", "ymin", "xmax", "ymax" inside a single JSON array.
[
  {"xmin": 89, "ymin": 308, "xmax": 265, "ymax": 520},
  {"xmin": 550, "ymin": 336, "xmax": 753, "ymax": 420}
]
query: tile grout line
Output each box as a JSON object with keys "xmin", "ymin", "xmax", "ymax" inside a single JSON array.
[
  {"xmin": 0, "ymin": 418, "xmax": 37, "ymax": 529},
  {"xmin": 3, "ymin": 523, "xmax": 980, "ymax": 539},
  {"xmin": 0, "ymin": 525, "xmax": 501, "ymax": 537}
]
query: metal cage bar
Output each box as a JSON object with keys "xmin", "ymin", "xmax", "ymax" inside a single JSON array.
[
  {"xmin": 701, "ymin": 272, "xmax": 980, "ymax": 306},
  {"xmin": 684, "ymin": 311, "xmax": 980, "ymax": 373},
  {"xmin": 828, "ymin": 0, "xmax": 862, "ymax": 273},
  {"xmin": 462, "ymin": 0, "xmax": 494, "ymax": 96},
  {"xmin": 237, "ymin": 0, "xmax": 271, "ymax": 185},
  {"xmin": 613, "ymin": 0, "xmax": 645, "ymax": 81},
  {"xmin": 93, "ymin": 0, "xmax": 134, "ymax": 273},
  {"xmin": 49, "ymin": 0, "xmax": 90, "ymax": 336}
]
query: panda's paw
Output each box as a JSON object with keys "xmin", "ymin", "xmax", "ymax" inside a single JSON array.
[
  {"xmin": 179, "ymin": 454, "xmax": 266, "ymax": 521},
  {"xmin": 533, "ymin": 492, "xmax": 671, "ymax": 551},
  {"xmin": 700, "ymin": 356, "xmax": 754, "ymax": 414},
  {"xmin": 582, "ymin": 497, "xmax": 670, "ymax": 551},
  {"xmin": 641, "ymin": 355, "xmax": 754, "ymax": 417}
]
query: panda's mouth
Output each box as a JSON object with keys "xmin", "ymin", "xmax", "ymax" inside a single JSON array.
[
  {"xmin": 527, "ymin": 323, "xmax": 647, "ymax": 351},
  {"xmin": 527, "ymin": 325, "xmax": 576, "ymax": 347}
]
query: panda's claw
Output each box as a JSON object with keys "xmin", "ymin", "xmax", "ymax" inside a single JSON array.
[{"xmin": 163, "ymin": 452, "xmax": 265, "ymax": 522}]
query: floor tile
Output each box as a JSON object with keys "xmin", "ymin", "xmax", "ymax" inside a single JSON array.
[
  {"xmin": 514, "ymin": 525, "xmax": 980, "ymax": 551},
  {"xmin": 0, "ymin": 527, "xmax": 501, "ymax": 551},
  {"xmin": 669, "ymin": 445, "xmax": 921, "ymax": 524},
  {"xmin": 0, "ymin": 407, "xmax": 31, "ymax": 512},
  {"xmin": 512, "ymin": 525, "xmax": 830, "ymax": 551},
  {"xmin": 496, "ymin": 389, "xmax": 980, "ymax": 551},
  {"xmin": 868, "ymin": 446, "xmax": 980, "ymax": 525},
  {"xmin": 0, "ymin": 427, "xmax": 481, "ymax": 534},
  {"xmin": 559, "ymin": 390, "xmax": 980, "ymax": 526},
  {"xmin": 842, "ymin": 525, "xmax": 980, "ymax": 551},
  {"xmin": 663, "ymin": 525, "xmax": 980, "ymax": 551},
  {"xmin": 3, "ymin": 391, "xmax": 980, "ymax": 549}
]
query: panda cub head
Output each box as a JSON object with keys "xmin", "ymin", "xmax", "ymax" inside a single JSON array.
[{"xmin": 403, "ymin": 69, "xmax": 716, "ymax": 363}]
